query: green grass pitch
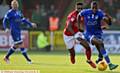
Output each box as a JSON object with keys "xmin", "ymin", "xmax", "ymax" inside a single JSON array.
[{"xmin": 0, "ymin": 51, "xmax": 120, "ymax": 73}]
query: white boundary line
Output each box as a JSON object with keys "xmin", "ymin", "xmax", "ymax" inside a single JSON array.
[{"xmin": 0, "ymin": 70, "xmax": 40, "ymax": 73}]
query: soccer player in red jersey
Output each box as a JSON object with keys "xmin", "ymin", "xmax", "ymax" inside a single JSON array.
[{"xmin": 63, "ymin": 2, "xmax": 96, "ymax": 68}]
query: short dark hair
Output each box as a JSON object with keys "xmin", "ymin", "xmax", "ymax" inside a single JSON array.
[
  {"xmin": 91, "ymin": 1, "xmax": 97, "ymax": 6},
  {"xmin": 76, "ymin": 2, "xmax": 83, "ymax": 6}
]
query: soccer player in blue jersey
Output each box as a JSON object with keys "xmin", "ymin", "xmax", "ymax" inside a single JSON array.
[
  {"xmin": 77, "ymin": 1, "xmax": 118, "ymax": 70},
  {"xmin": 3, "ymin": 0, "xmax": 37, "ymax": 64}
]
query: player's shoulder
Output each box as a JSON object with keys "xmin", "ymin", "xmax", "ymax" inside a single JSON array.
[
  {"xmin": 68, "ymin": 10, "xmax": 76, "ymax": 18},
  {"xmin": 6, "ymin": 9, "xmax": 14, "ymax": 15},
  {"xmin": 67, "ymin": 10, "xmax": 77, "ymax": 22},
  {"xmin": 97, "ymin": 9, "xmax": 104, "ymax": 13},
  {"xmin": 80, "ymin": 9, "xmax": 91, "ymax": 13},
  {"xmin": 7, "ymin": 9, "xmax": 13, "ymax": 13},
  {"xmin": 79, "ymin": 9, "xmax": 91, "ymax": 16},
  {"xmin": 97, "ymin": 9, "xmax": 105, "ymax": 15},
  {"xmin": 68, "ymin": 10, "xmax": 76, "ymax": 16},
  {"xmin": 98, "ymin": 9, "xmax": 103, "ymax": 12}
]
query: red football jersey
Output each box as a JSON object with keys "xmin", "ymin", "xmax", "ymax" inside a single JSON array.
[{"xmin": 64, "ymin": 10, "xmax": 79, "ymax": 36}]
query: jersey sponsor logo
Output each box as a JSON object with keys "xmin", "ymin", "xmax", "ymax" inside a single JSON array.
[
  {"xmin": 87, "ymin": 21, "xmax": 97, "ymax": 25},
  {"xmin": 70, "ymin": 17, "xmax": 75, "ymax": 22}
]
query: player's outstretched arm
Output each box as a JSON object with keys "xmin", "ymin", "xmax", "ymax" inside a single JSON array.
[
  {"xmin": 31, "ymin": 23, "xmax": 37, "ymax": 28},
  {"xmin": 21, "ymin": 18, "xmax": 37, "ymax": 28}
]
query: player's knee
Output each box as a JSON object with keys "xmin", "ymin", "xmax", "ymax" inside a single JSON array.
[
  {"xmin": 19, "ymin": 45, "xmax": 24, "ymax": 48},
  {"xmin": 97, "ymin": 41, "xmax": 104, "ymax": 46},
  {"xmin": 84, "ymin": 44, "xmax": 90, "ymax": 49},
  {"xmin": 14, "ymin": 44, "xmax": 22, "ymax": 48},
  {"xmin": 17, "ymin": 44, "xmax": 24, "ymax": 48},
  {"xmin": 12, "ymin": 46, "xmax": 17, "ymax": 50},
  {"xmin": 11, "ymin": 44, "xmax": 17, "ymax": 50},
  {"xmin": 81, "ymin": 40, "xmax": 90, "ymax": 49}
]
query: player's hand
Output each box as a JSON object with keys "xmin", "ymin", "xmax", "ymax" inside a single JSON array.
[
  {"xmin": 101, "ymin": 21, "xmax": 109, "ymax": 29},
  {"xmin": 101, "ymin": 25, "xmax": 109, "ymax": 29},
  {"xmin": 5, "ymin": 28, "xmax": 9, "ymax": 33},
  {"xmin": 32, "ymin": 23, "xmax": 37, "ymax": 28}
]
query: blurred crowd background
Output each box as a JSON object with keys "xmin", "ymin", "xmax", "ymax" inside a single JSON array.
[{"xmin": 0, "ymin": 0, "xmax": 120, "ymax": 30}]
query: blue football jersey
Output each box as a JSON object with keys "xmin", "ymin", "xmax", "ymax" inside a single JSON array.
[
  {"xmin": 79, "ymin": 9, "xmax": 106, "ymax": 35},
  {"xmin": 3, "ymin": 9, "xmax": 32, "ymax": 43},
  {"xmin": 3, "ymin": 9, "xmax": 32, "ymax": 33}
]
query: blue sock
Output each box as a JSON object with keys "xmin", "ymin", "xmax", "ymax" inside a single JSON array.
[
  {"xmin": 20, "ymin": 48, "xmax": 31, "ymax": 61},
  {"xmin": 6, "ymin": 47, "xmax": 16, "ymax": 59},
  {"xmin": 100, "ymin": 48, "xmax": 110, "ymax": 64}
]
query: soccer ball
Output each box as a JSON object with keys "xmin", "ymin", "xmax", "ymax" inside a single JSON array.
[{"xmin": 98, "ymin": 61, "xmax": 107, "ymax": 71}]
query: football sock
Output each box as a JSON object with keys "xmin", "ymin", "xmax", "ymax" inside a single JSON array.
[
  {"xmin": 20, "ymin": 48, "xmax": 31, "ymax": 61},
  {"xmin": 100, "ymin": 48, "xmax": 110, "ymax": 64},
  {"xmin": 85, "ymin": 49, "xmax": 91, "ymax": 60},
  {"xmin": 68, "ymin": 48, "xmax": 75, "ymax": 57},
  {"xmin": 6, "ymin": 47, "xmax": 16, "ymax": 59}
]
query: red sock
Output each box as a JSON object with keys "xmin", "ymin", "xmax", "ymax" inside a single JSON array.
[
  {"xmin": 85, "ymin": 49, "xmax": 91, "ymax": 60},
  {"xmin": 68, "ymin": 48, "xmax": 75, "ymax": 64},
  {"xmin": 69, "ymin": 48, "xmax": 75, "ymax": 56}
]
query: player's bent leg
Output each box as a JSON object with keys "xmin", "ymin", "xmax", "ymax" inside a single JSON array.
[
  {"xmin": 91, "ymin": 38, "xmax": 119, "ymax": 70},
  {"xmin": 91, "ymin": 38, "xmax": 103, "ymax": 64},
  {"xmin": 68, "ymin": 47, "xmax": 75, "ymax": 64},
  {"xmin": 80, "ymin": 39, "xmax": 91, "ymax": 60},
  {"xmin": 80, "ymin": 39, "xmax": 96, "ymax": 68},
  {"xmin": 63, "ymin": 34, "xmax": 75, "ymax": 64},
  {"xmin": 20, "ymin": 48, "xmax": 32, "ymax": 64},
  {"xmin": 4, "ymin": 46, "xmax": 16, "ymax": 64},
  {"xmin": 95, "ymin": 45, "xmax": 103, "ymax": 64}
]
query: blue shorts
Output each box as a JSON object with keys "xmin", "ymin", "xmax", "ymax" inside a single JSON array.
[
  {"xmin": 11, "ymin": 31, "xmax": 23, "ymax": 45},
  {"xmin": 84, "ymin": 33, "xmax": 103, "ymax": 44}
]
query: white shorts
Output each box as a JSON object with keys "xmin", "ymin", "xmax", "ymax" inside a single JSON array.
[{"xmin": 63, "ymin": 33, "xmax": 85, "ymax": 49}]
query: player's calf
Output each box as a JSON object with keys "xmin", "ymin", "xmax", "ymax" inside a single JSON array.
[
  {"xmin": 4, "ymin": 57, "xmax": 10, "ymax": 64},
  {"xmin": 4, "ymin": 47, "xmax": 16, "ymax": 64},
  {"xmin": 68, "ymin": 48, "xmax": 75, "ymax": 64},
  {"xmin": 20, "ymin": 48, "xmax": 32, "ymax": 64}
]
